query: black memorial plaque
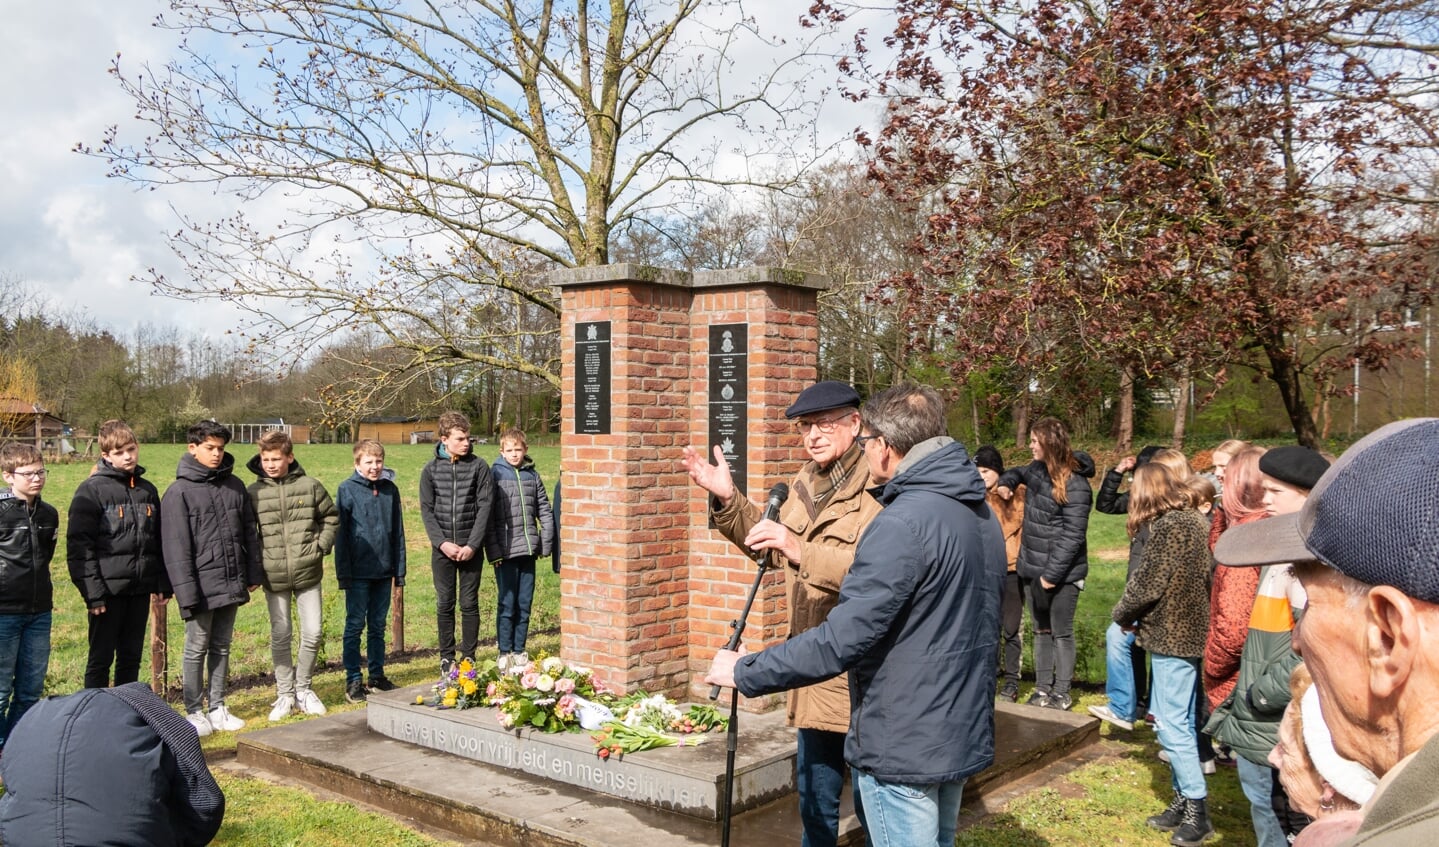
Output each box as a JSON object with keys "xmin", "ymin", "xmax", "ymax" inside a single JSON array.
[
  {"xmin": 575, "ymin": 321, "xmax": 612, "ymax": 435},
  {"xmin": 708, "ymin": 324, "xmax": 748, "ymax": 493}
]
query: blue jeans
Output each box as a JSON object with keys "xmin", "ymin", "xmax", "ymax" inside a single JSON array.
[
  {"xmin": 0, "ymin": 612, "xmax": 51, "ymax": 750},
  {"xmin": 344, "ymin": 578, "xmax": 392, "ymax": 683},
  {"xmin": 1151, "ymin": 653, "xmax": 1205, "ymax": 800},
  {"xmin": 1237, "ymin": 755, "xmax": 1288, "ymax": 847},
  {"xmin": 1103, "ymin": 623, "xmax": 1137, "ymax": 720},
  {"xmin": 796, "ymin": 728, "xmax": 867, "ymax": 847},
  {"xmin": 854, "ymin": 770, "xmax": 964, "ymax": 847},
  {"xmin": 495, "ymin": 556, "xmax": 537, "ymax": 654}
]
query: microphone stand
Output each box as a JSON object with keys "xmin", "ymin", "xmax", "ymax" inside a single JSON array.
[{"xmin": 716, "ymin": 548, "xmax": 772, "ymax": 847}]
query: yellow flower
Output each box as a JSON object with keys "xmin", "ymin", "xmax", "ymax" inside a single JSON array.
[
  {"xmin": 458, "ymin": 658, "xmax": 475, "ymax": 673},
  {"xmin": 462, "ymin": 678, "xmax": 479, "ymax": 696},
  {"xmin": 442, "ymin": 690, "xmax": 458, "ymax": 706},
  {"xmin": 414, "ymin": 695, "xmax": 425, "ymax": 705}
]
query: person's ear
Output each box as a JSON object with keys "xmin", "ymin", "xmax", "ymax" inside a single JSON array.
[{"xmin": 1365, "ymin": 586, "xmax": 1421, "ymax": 700}]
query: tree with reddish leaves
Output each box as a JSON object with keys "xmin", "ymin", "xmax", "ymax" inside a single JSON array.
[{"xmin": 811, "ymin": 0, "xmax": 1438, "ymax": 446}]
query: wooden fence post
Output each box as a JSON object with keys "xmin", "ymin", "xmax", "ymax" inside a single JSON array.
[
  {"xmin": 150, "ymin": 594, "xmax": 168, "ymax": 695},
  {"xmin": 391, "ymin": 582, "xmax": 405, "ymax": 654}
]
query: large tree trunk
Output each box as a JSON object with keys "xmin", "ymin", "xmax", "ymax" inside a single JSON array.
[
  {"xmin": 1266, "ymin": 346, "xmax": 1320, "ymax": 448},
  {"xmin": 1115, "ymin": 367, "xmax": 1134, "ymax": 453},
  {"xmin": 1172, "ymin": 368, "xmax": 1191, "ymax": 448}
]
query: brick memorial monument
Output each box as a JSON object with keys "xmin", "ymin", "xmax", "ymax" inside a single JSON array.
[{"xmin": 550, "ymin": 264, "xmax": 828, "ymax": 703}]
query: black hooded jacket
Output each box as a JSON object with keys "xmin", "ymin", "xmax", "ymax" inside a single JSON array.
[
  {"xmin": 160, "ymin": 452, "xmax": 263, "ymax": 619},
  {"xmin": 67, "ymin": 459, "xmax": 167, "ymax": 606},
  {"xmin": 997, "ymin": 451, "xmax": 1096, "ymax": 585}
]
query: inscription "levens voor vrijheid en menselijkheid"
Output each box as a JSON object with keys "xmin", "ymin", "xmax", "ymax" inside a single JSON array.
[{"xmin": 388, "ymin": 715, "xmax": 707, "ymax": 810}]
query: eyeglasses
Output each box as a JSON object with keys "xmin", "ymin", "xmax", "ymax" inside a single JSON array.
[
  {"xmin": 7, "ymin": 469, "xmax": 47, "ymax": 480},
  {"xmin": 855, "ymin": 433, "xmax": 883, "ymax": 450},
  {"xmin": 792, "ymin": 413, "xmax": 854, "ymax": 435}
]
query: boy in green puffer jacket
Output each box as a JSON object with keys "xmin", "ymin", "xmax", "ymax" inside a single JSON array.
[{"xmin": 247, "ymin": 429, "xmax": 339, "ymax": 721}]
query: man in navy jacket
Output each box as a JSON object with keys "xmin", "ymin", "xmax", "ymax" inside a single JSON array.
[{"xmin": 707, "ymin": 384, "xmax": 1006, "ymax": 847}]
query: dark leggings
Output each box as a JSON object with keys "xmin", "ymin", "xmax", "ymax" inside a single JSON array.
[
  {"xmin": 999, "ymin": 571, "xmax": 1024, "ymax": 687},
  {"xmin": 1025, "ymin": 578, "xmax": 1080, "ymax": 697}
]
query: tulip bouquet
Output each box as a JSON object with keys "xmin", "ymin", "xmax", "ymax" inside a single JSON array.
[{"xmin": 590, "ymin": 695, "xmax": 728, "ymax": 758}]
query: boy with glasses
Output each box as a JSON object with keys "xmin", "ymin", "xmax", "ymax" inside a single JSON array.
[{"xmin": 0, "ymin": 443, "xmax": 59, "ymax": 755}]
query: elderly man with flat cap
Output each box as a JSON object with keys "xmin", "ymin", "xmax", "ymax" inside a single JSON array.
[
  {"xmin": 1215, "ymin": 419, "xmax": 1439, "ymax": 846},
  {"xmin": 682, "ymin": 380, "xmax": 882, "ymax": 847}
]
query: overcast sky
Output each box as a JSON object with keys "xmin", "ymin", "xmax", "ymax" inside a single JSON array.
[{"xmin": 0, "ymin": 2, "xmax": 885, "ymax": 338}]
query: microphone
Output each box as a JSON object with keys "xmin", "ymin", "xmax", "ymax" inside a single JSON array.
[
  {"xmin": 710, "ymin": 481, "xmax": 791, "ymax": 701},
  {"xmin": 753, "ymin": 482, "xmax": 790, "ymax": 566}
]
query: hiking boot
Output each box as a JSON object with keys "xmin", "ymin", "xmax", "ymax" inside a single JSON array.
[
  {"xmin": 186, "ymin": 711, "xmax": 213, "ymax": 738},
  {"xmin": 345, "ymin": 678, "xmax": 368, "ymax": 704},
  {"xmin": 369, "ymin": 675, "xmax": 398, "ymax": 692},
  {"xmin": 997, "ymin": 682, "xmax": 1019, "ymax": 703},
  {"xmin": 268, "ymin": 694, "xmax": 296, "ymax": 722},
  {"xmin": 1170, "ymin": 798, "xmax": 1215, "ymax": 846},
  {"xmin": 1147, "ymin": 790, "xmax": 1186, "ymax": 831},
  {"xmin": 297, "ymin": 689, "xmax": 327, "ymax": 716},
  {"xmin": 208, "ymin": 705, "xmax": 245, "ymax": 732},
  {"xmin": 1087, "ymin": 704, "xmax": 1134, "ymax": 731},
  {"xmin": 1026, "ymin": 690, "xmax": 1051, "ymax": 708},
  {"xmin": 1044, "ymin": 692, "xmax": 1073, "ymax": 711}
]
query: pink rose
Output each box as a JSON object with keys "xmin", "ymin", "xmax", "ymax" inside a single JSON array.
[
  {"xmin": 486, "ymin": 682, "xmax": 498, "ymax": 698},
  {"xmin": 557, "ymin": 694, "xmax": 576, "ymax": 717},
  {"xmin": 555, "ymin": 677, "xmax": 575, "ymax": 694},
  {"xmin": 521, "ymin": 672, "xmax": 540, "ymax": 689}
]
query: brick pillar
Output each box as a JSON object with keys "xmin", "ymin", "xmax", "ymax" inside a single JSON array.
[{"xmin": 549, "ymin": 265, "xmax": 826, "ymax": 701}]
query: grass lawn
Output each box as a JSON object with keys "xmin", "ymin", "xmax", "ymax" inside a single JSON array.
[{"xmin": 14, "ymin": 446, "xmax": 1257, "ymax": 845}]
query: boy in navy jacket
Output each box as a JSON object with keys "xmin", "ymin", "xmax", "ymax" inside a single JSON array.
[{"xmin": 335, "ymin": 439, "xmax": 406, "ymax": 703}]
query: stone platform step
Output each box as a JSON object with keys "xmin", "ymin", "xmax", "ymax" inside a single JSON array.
[{"xmin": 235, "ymin": 691, "xmax": 1098, "ymax": 846}]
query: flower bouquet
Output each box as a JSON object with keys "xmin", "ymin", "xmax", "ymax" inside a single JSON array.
[
  {"xmin": 424, "ymin": 653, "xmax": 613, "ymax": 733},
  {"xmin": 590, "ymin": 695, "xmax": 728, "ymax": 759}
]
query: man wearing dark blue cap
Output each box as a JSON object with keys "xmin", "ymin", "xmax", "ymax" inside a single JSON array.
[
  {"xmin": 682, "ymin": 379, "xmax": 882, "ymax": 847},
  {"xmin": 1216, "ymin": 419, "xmax": 1439, "ymax": 847}
]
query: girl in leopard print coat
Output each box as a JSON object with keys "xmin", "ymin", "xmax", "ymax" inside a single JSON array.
[{"xmin": 1110, "ymin": 462, "xmax": 1216, "ymax": 837}]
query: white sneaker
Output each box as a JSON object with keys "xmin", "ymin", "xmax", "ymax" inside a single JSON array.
[
  {"xmin": 186, "ymin": 711, "xmax": 213, "ymax": 737},
  {"xmin": 1087, "ymin": 703, "xmax": 1135, "ymax": 731},
  {"xmin": 513, "ymin": 652, "xmax": 529, "ymax": 671},
  {"xmin": 296, "ymin": 689, "xmax": 327, "ymax": 716},
  {"xmin": 208, "ymin": 704, "xmax": 245, "ymax": 732},
  {"xmin": 268, "ymin": 695, "xmax": 296, "ymax": 722},
  {"xmin": 497, "ymin": 653, "xmax": 511, "ymax": 673}
]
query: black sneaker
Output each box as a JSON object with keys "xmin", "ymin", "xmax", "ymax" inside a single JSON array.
[
  {"xmin": 369, "ymin": 675, "xmax": 398, "ymax": 692},
  {"xmin": 345, "ymin": 678, "xmax": 368, "ymax": 704},
  {"xmin": 998, "ymin": 683, "xmax": 1019, "ymax": 703},
  {"xmin": 440, "ymin": 657, "xmax": 455, "ymax": 677},
  {"xmin": 1044, "ymin": 692, "xmax": 1074, "ymax": 711},
  {"xmin": 1026, "ymin": 690, "xmax": 1051, "ymax": 708}
]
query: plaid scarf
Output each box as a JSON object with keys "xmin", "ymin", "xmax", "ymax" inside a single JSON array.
[{"xmin": 799, "ymin": 442, "xmax": 864, "ymax": 520}]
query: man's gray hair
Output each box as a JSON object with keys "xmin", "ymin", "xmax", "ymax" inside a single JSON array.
[{"xmin": 861, "ymin": 384, "xmax": 946, "ymax": 456}]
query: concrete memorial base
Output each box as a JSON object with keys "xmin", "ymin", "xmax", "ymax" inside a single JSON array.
[{"xmin": 363, "ymin": 685, "xmax": 794, "ymax": 819}]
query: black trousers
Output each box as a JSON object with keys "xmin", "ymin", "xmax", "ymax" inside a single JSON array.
[
  {"xmin": 432, "ymin": 551, "xmax": 483, "ymax": 662},
  {"xmin": 84, "ymin": 593, "xmax": 151, "ymax": 688}
]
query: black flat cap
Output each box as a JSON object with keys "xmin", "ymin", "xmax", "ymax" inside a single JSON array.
[
  {"xmin": 1259, "ymin": 446, "xmax": 1330, "ymax": 491},
  {"xmin": 784, "ymin": 381, "xmax": 861, "ymax": 419}
]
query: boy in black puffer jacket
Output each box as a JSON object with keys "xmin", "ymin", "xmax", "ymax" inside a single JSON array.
[
  {"xmin": 419, "ymin": 411, "xmax": 492, "ymax": 673},
  {"xmin": 67, "ymin": 419, "xmax": 167, "ymax": 689},
  {"xmin": 484, "ymin": 428, "xmax": 553, "ymax": 671},
  {"xmin": 161, "ymin": 421, "xmax": 263, "ymax": 738}
]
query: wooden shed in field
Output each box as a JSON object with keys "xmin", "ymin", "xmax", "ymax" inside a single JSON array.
[
  {"xmin": 357, "ymin": 416, "xmax": 441, "ymax": 444},
  {"xmin": 0, "ymin": 398, "xmax": 68, "ymax": 442},
  {"xmin": 220, "ymin": 418, "xmax": 314, "ymax": 445}
]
